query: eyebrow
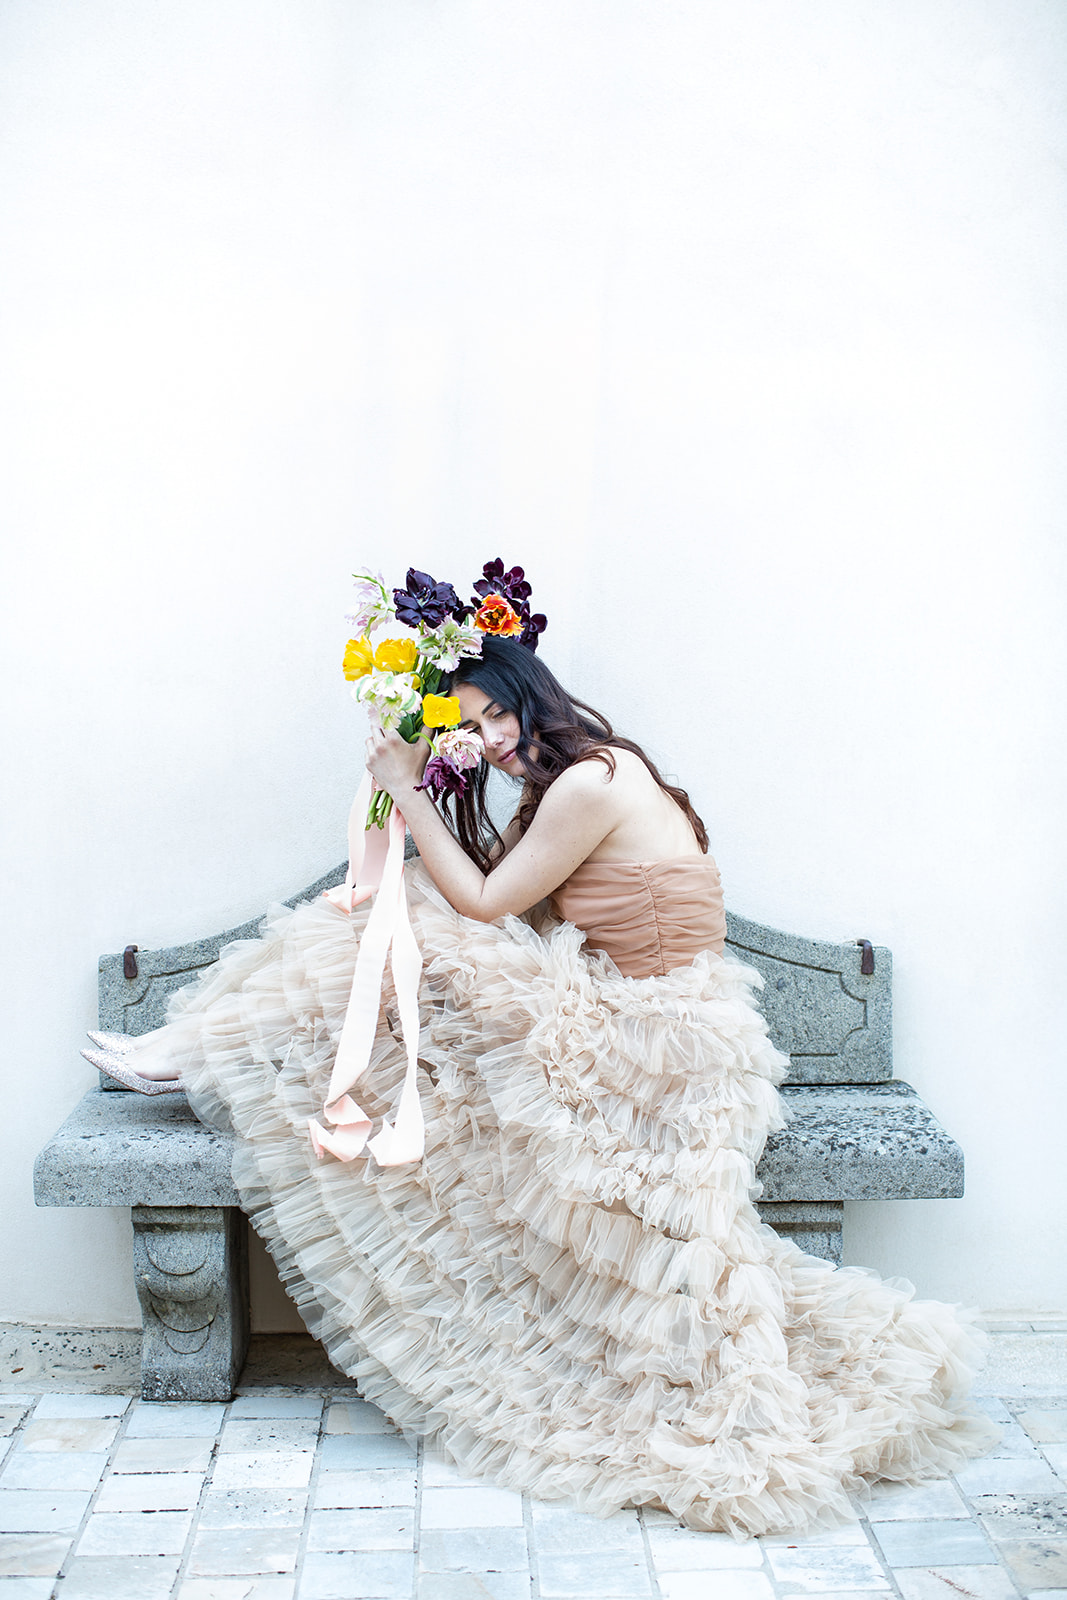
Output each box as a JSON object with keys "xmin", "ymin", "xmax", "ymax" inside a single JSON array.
[{"xmin": 460, "ymin": 701, "xmax": 503, "ymax": 729}]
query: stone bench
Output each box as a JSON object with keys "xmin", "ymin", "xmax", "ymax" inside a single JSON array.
[{"xmin": 34, "ymin": 864, "xmax": 965, "ymax": 1401}]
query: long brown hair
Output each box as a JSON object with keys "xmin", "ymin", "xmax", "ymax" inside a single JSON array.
[{"xmin": 442, "ymin": 636, "xmax": 709, "ymax": 874}]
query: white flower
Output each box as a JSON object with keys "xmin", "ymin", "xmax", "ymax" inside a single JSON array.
[
  {"xmin": 352, "ymin": 670, "xmax": 421, "ymax": 731},
  {"xmin": 345, "ymin": 570, "xmax": 395, "ymax": 635},
  {"xmin": 418, "ymin": 617, "xmax": 483, "ymax": 671},
  {"xmin": 434, "ymin": 726, "xmax": 484, "ymax": 770}
]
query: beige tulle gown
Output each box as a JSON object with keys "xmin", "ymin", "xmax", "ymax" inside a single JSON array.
[{"xmin": 130, "ymin": 852, "xmax": 994, "ymax": 1536}]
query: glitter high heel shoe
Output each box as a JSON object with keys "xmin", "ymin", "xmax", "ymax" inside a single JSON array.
[
  {"xmin": 81, "ymin": 1046, "xmax": 181, "ymax": 1096},
  {"xmin": 86, "ymin": 1030, "xmax": 136, "ymax": 1055}
]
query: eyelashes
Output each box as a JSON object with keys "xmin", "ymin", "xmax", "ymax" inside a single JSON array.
[{"xmin": 460, "ymin": 702, "xmax": 517, "ymax": 734}]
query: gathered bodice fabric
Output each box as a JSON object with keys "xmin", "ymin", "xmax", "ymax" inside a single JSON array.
[
  {"xmin": 550, "ymin": 856, "xmax": 726, "ymax": 978},
  {"xmin": 132, "ymin": 853, "xmax": 994, "ymax": 1537}
]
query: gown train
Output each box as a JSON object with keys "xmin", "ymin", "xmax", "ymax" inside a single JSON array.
[{"xmin": 124, "ymin": 863, "xmax": 994, "ymax": 1537}]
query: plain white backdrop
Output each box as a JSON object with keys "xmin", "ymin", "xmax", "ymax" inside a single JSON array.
[{"xmin": 2, "ymin": 0, "xmax": 1065, "ymax": 1331}]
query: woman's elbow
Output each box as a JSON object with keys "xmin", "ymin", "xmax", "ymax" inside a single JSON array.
[
  {"xmin": 443, "ymin": 889, "xmax": 495, "ymax": 923},
  {"xmin": 465, "ymin": 901, "xmax": 502, "ymax": 924},
  {"xmin": 457, "ymin": 893, "xmax": 521, "ymax": 924}
]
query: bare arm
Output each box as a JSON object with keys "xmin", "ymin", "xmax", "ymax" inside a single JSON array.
[
  {"xmin": 489, "ymin": 809, "xmax": 525, "ymax": 863},
  {"xmin": 364, "ymin": 730, "xmax": 618, "ymax": 921}
]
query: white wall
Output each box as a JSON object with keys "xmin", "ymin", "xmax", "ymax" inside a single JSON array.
[{"xmin": 2, "ymin": 0, "xmax": 1064, "ymax": 1332}]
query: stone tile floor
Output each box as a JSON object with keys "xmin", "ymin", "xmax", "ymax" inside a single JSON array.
[{"xmin": 1, "ymin": 1322, "xmax": 1066, "ymax": 1600}]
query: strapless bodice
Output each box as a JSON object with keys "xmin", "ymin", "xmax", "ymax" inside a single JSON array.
[{"xmin": 549, "ymin": 856, "xmax": 726, "ymax": 978}]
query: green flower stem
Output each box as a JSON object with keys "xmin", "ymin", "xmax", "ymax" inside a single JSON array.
[
  {"xmin": 367, "ymin": 787, "xmax": 393, "ymax": 829},
  {"xmin": 366, "ymin": 727, "xmax": 432, "ymax": 831}
]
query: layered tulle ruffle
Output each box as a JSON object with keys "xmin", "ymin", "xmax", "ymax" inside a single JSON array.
[{"xmin": 136, "ymin": 867, "xmax": 993, "ymax": 1536}]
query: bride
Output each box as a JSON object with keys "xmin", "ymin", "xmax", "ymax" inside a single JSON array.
[
  {"xmin": 377, "ymin": 634, "xmax": 726, "ymax": 958},
  {"xmin": 83, "ymin": 626, "xmax": 994, "ymax": 1537}
]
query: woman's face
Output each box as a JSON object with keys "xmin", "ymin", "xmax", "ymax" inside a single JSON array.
[{"xmin": 455, "ymin": 684, "xmax": 525, "ymax": 774}]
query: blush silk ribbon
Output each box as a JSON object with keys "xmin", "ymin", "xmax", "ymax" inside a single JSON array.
[{"xmin": 309, "ymin": 773, "xmax": 425, "ymax": 1167}]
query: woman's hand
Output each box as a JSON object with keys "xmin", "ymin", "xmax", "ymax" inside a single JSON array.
[{"xmin": 364, "ymin": 728, "xmax": 430, "ymax": 801}]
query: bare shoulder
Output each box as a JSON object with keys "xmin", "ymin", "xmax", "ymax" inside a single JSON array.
[
  {"xmin": 574, "ymin": 747, "xmax": 658, "ymax": 790},
  {"xmin": 535, "ymin": 750, "xmax": 649, "ymax": 818},
  {"xmin": 543, "ymin": 750, "xmax": 640, "ymax": 798},
  {"xmin": 556, "ymin": 754, "xmax": 613, "ymax": 788}
]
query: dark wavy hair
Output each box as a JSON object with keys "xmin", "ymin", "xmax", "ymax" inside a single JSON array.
[{"xmin": 441, "ymin": 636, "xmax": 708, "ymax": 873}]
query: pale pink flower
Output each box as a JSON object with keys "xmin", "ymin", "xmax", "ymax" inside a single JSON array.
[
  {"xmin": 345, "ymin": 570, "xmax": 394, "ymax": 634},
  {"xmin": 435, "ymin": 726, "xmax": 484, "ymax": 770}
]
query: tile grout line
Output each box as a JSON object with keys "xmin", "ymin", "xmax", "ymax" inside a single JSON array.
[
  {"xmin": 0, "ymin": 1394, "xmax": 67, "ymax": 1597},
  {"xmin": 48, "ymin": 1388, "xmax": 138, "ymax": 1596},
  {"xmin": 3, "ymin": 1375, "xmax": 1066, "ymax": 1598},
  {"xmin": 1, "ymin": 1396, "xmax": 48, "ymax": 1590},
  {"xmin": 635, "ymin": 1505, "xmax": 663, "ymax": 1600},
  {"xmin": 948, "ymin": 1469, "xmax": 1026, "ymax": 1600},
  {"xmin": 522, "ymin": 1490, "xmax": 539, "ymax": 1600},
  {"xmin": 168, "ymin": 1397, "xmax": 228, "ymax": 1599},
  {"xmin": 850, "ymin": 1505, "xmax": 906, "ymax": 1600},
  {"xmin": 0, "ymin": 1395, "xmax": 32, "ymax": 1480},
  {"xmin": 757, "ymin": 1520, "xmax": 782, "ymax": 1600},
  {"xmin": 861, "ymin": 1387, "xmax": 1048, "ymax": 1600},
  {"xmin": 289, "ymin": 1393, "xmax": 327, "ymax": 1600},
  {"xmin": 413, "ymin": 1434, "xmax": 424, "ymax": 1600},
  {"xmin": 956, "ymin": 1392, "xmax": 1032, "ymax": 1600}
]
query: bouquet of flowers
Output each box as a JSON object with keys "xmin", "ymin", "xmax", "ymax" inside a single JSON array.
[{"xmin": 344, "ymin": 559, "xmax": 546, "ymax": 827}]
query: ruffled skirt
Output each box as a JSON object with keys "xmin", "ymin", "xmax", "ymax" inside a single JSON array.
[{"xmin": 136, "ymin": 867, "xmax": 994, "ymax": 1536}]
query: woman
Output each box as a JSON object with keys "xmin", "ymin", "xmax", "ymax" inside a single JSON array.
[
  {"xmin": 83, "ymin": 636, "xmax": 994, "ymax": 1536},
  {"xmin": 375, "ymin": 636, "xmax": 725, "ymax": 959}
]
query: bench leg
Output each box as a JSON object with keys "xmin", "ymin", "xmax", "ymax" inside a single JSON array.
[
  {"xmin": 758, "ymin": 1201, "xmax": 843, "ymax": 1265},
  {"xmin": 131, "ymin": 1205, "xmax": 250, "ymax": 1402}
]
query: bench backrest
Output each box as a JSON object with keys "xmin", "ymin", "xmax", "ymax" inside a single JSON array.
[{"xmin": 97, "ymin": 865, "xmax": 891, "ymax": 1086}]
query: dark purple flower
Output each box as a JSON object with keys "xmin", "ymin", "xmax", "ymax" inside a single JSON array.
[
  {"xmin": 416, "ymin": 756, "xmax": 470, "ymax": 801},
  {"xmin": 472, "ymin": 558, "xmax": 531, "ymax": 607},
  {"xmin": 520, "ymin": 611, "xmax": 547, "ymax": 651},
  {"xmin": 470, "ymin": 558, "xmax": 546, "ymax": 651},
  {"xmin": 393, "ymin": 568, "xmax": 466, "ymax": 629}
]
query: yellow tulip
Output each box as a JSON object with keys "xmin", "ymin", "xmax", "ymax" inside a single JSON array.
[
  {"xmin": 421, "ymin": 693, "xmax": 462, "ymax": 729},
  {"xmin": 342, "ymin": 637, "xmax": 374, "ymax": 681},
  {"xmin": 374, "ymin": 637, "xmax": 419, "ymax": 674}
]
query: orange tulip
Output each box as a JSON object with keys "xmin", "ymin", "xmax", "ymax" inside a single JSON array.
[{"xmin": 473, "ymin": 594, "xmax": 523, "ymax": 638}]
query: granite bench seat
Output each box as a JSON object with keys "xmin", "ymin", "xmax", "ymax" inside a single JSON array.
[
  {"xmin": 35, "ymin": 1081, "xmax": 962, "ymax": 1215},
  {"xmin": 34, "ymin": 867, "xmax": 966, "ymax": 1401}
]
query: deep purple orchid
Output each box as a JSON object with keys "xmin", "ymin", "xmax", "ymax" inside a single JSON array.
[
  {"xmin": 471, "ymin": 558, "xmax": 547, "ymax": 652},
  {"xmin": 393, "ymin": 568, "xmax": 467, "ymax": 630},
  {"xmin": 416, "ymin": 756, "xmax": 471, "ymax": 801}
]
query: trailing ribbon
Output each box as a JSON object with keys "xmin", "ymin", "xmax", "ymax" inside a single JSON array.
[{"xmin": 309, "ymin": 773, "xmax": 425, "ymax": 1166}]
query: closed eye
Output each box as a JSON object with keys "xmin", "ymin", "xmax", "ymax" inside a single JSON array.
[{"xmin": 461, "ymin": 704, "xmax": 509, "ymax": 732}]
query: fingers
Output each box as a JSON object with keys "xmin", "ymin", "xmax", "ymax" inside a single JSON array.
[{"xmin": 364, "ymin": 727, "xmax": 401, "ymax": 768}]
